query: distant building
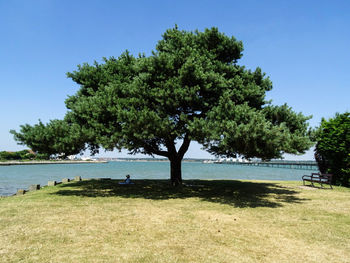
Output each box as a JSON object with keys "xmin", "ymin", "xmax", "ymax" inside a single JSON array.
[{"xmin": 67, "ymin": 155, "xmax": 77, "ymax": 160}]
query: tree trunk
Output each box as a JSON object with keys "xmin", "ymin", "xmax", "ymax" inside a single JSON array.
[
  {"xmin": 167, "ymin": 134, "xmax": 191, "ymax": 186},
  {"xmin": 170, "ymin": 157, "xmax": 182, "ymax": 186}
]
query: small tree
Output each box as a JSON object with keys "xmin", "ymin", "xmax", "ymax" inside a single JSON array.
[
  {"xmin": 12, "ymin": 27, "xmax": 313, "ymax": 185},
  {"xmin": 315, "ymin": 112, "xmax": 350, "ymax": 186}
]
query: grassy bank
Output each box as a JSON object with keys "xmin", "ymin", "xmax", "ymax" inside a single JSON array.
[{"xmin": 1, "ymin": 179, "xmax": 349, "ymax": 263}]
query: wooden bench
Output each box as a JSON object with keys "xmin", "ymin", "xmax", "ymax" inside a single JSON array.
[{"xmin": 302, "ymin": 173, "xmax": 333, "ymax": 189}]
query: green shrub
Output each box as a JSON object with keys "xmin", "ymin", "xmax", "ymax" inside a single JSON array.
[
  {"xmin": 0, "ymin": 150, "xmax": 38, "ymax": 161},
  {"xmin": 315, "ymin": 112, "xmax": 350, "ymax": 186}
]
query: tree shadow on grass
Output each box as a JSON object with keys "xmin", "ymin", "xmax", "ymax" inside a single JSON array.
[{"xmin": 52, "ymin": 179, "xmax": 308, "ymax": 208}]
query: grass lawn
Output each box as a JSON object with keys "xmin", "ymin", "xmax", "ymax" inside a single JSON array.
[{"xmin": 0, "ymin": 179, "xmax": 349, "ymax": 263}]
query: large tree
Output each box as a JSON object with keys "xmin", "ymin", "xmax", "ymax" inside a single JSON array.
[
  {"xmin": 12, "ymin": 27, "xmax": 313, "ymax": 185},
  {"xmin": 314, "ymin": 112, "xmax": 350, "ymax": 186}
]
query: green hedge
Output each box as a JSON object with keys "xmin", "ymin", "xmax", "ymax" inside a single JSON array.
[{"xmin": 0, "ymin": 150, "xmax": 48, "ymax": 161}]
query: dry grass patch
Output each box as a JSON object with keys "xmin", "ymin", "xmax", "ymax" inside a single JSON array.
[{"xmin": 0, "ymin": 179, "xmax": 349, "ymax": 263}]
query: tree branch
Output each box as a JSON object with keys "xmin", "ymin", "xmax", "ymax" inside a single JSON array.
[
  {"xmin": 165, "ymin": 138, "xmax": 177, "ymax": 156},
  {"xmin": 178, "ymin": 133, "xmax": 191, "ymax": 159},
  {"xmin": 143, "ymin": 142, "xmax": 169, "ymax": 158}
]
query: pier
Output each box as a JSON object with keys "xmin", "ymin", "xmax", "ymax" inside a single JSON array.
[{"xmin": 216, "ymin": 160, "xmax": 318, "ymax": 170}]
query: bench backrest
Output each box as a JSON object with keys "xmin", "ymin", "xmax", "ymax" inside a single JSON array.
[{"xmin": 319, "ymin": 173, "xmax": 332, "ymax": 182}]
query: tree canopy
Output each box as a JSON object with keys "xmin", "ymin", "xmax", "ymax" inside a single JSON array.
[
  {"xmin": 314, "ymin": 112, "xmax": 350, "ymax": 186},
  {"xmin": 11, "ymin": 117, "xmax": 86, "ymax": 158},
  {"xmin": 11, "ymin": 26, "xmax": 313, "ymax": 185}
]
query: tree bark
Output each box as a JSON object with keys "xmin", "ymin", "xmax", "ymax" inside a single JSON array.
[
  {"xmin": 167, "ymin": 134, "xmax": 191, "ymax": 186},
  {"xmin": 170, "ymin": 157, "xmax": 182, "ymax": 186}
]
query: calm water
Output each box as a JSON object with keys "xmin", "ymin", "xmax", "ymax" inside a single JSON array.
[{"xmin": 0, "ymin": 161, "xmax": 317, "ymax": 196}]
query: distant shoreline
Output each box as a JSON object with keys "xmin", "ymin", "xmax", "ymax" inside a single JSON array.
[
  {"xmin": 107, "ymin": 159, "xmax": 202, "ymax": 163},
  {"xmin": 0, "ymin": 160, "xmax": 108, "ymax": 166},
  {"xmin": 101, "ymin": 158, "xmax": 207, "ymax": 163}
]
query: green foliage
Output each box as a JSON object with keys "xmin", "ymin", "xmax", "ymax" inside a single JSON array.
[
  {"xmin": 12, "ymin": 27, "xmax": 313, "ymax": 182},
  {"xmin": 0, "ymin": 150, "xmax": 36, "ymax": 161},
  {"xmin": 34, "ymin": 153, "xmax": 50, "ymax": 160},
  {"xmin": 315, "ymin": 112, "xmax": 350, "ymax": 186},
  {"xmin": 10, "ymin": 117, "xmax": 86, "ymax": 158},
  {"xmin": 64, "ymin": 27, "xmax": 312, "ymax": 158}
]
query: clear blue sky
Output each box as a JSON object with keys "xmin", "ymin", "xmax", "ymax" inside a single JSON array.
[{"xmin": 1, "ymin": 0, "xmax": 349, "ymax": 159}]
